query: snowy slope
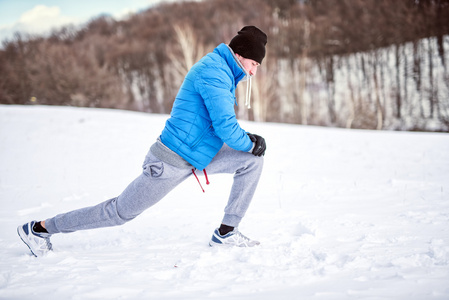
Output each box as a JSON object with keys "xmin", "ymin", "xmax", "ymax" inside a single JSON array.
[{"xmin": 0, "ymin": 105, "xmax": 448, "ymax": 300}]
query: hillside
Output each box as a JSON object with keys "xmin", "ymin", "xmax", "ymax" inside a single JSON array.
[{"xmin": 1, "ymin": 0, "xmax": 448, "ymax": 131}]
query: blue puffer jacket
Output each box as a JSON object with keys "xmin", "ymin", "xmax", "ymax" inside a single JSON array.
[{"xmin": 160, "ymin": 43, "xmax": 253, "ymax": 170}]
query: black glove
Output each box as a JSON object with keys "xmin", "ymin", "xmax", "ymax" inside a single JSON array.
[{"xmin": 247, "ymin": 133, "xmax": 266, "ymax": 157}]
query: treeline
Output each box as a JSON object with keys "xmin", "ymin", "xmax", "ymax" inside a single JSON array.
[{"xmin": 1, "ymin": 0, "xmax": 448, "ymax": 131}]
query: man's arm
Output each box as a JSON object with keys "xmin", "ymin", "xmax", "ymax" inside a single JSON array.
[{"xmin": 197, "ymin": 71, "xmax": 253, "ymax": 152}]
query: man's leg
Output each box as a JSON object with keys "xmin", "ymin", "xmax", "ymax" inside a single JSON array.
[
  {"xmin": 44, "ymin": 151, "xmax": 192, "ymax": 234},
  {"xmin": 205, "ymin": 144, "xmax": 264, "ymax": 228},
  {"xmin": 205, "ymin": 144, "xmax": 263, "ymax": 247}
]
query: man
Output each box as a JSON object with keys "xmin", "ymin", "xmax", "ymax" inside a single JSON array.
[{"xmin": 17, "ymin": 26, "xmax": 268, "ymax": 257}]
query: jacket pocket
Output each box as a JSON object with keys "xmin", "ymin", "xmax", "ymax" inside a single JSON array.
[{"xmin": 191, "ymin": 125, "xmax": 213, "ymax": 149}]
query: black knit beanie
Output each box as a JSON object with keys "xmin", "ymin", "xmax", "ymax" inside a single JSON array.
[{"xmin": 229, "ymin": 26, "xmax": 267, "ymax": 64}]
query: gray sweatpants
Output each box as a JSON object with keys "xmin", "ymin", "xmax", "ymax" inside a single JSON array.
[{"xmin": 44, "ymin": 144, "xmax": 263, "ymax": 234}]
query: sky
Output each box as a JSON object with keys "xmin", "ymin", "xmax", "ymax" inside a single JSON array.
[{"xmin": 0, "ymin": 0, "xmax": 178, "ymax": 43}]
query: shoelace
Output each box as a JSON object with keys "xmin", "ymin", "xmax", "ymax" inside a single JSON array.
[
  {"xmin": 37, "ymin": 234, "xmax": 53, "ymax": 251},
  {"xmin": 192, "ymin": 168, "xmax": 210, "ymax": 193},
  {"xmin": 235, "ymin": 230, "xmax": 250, "ymax": 242},
  {"xmin": 36, "ymin": 231, "xmax": 53, "ymax": 250},
  {"xmin": 45, "ymin": 237, "xmax": 53, "ymax": 251}
]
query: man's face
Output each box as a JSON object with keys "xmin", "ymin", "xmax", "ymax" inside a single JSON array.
[{"xmin": 236, "ymin": 54, "xmax": 260, "ymax": 76}]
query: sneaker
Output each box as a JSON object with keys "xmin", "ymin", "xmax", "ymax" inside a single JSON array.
[
  {"xmin": 17, "ymin": 221, "xmax": 53, "ymax": 257},
  {"xmin": 209, "ymin": 228, "xmax": 260, "ymax": 247}
]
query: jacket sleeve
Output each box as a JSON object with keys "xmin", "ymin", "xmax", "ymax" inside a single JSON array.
[{"xmin": 196, "ymin": 67, "xmax": 253, "ymax": 152}]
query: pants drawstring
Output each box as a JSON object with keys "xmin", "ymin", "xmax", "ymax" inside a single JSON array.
[
  {"xmin": 203, "ymin": 169, "xmax": 210, "ymax": 185},
  {"xmin": 192, "ymin": 168, "xmax": 210, "ymax": 193}
]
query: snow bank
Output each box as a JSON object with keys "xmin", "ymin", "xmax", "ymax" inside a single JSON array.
[{"xmin": 0, "ymin": 105, "xmax": 448, "ymax": 299}]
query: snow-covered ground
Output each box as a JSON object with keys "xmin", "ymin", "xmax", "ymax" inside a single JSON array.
[{"xmin": 0, "ymin": 105, "xmax": 448, "ymax": 300}]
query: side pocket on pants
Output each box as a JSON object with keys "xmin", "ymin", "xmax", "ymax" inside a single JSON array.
[{"xmin": 143, "ymin": 162, "xmax": 164, "ymax": 177}]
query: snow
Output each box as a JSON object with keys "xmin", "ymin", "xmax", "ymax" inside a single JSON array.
[{"xmin": 1, "ymin": 104, "xmax": 448, "ymax": 299}]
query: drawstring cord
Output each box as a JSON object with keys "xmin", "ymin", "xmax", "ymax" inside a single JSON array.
[
  {"xmin": 245, "ymin": 76, "xmax": 252, "ymax": 109},
  {"xmin": 192, "ymin": 168, "xmax": 210, "ymax": 193},
  {"xmin": 203, "ymin": 169, "xmax": 210, "ymax": 185}
]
